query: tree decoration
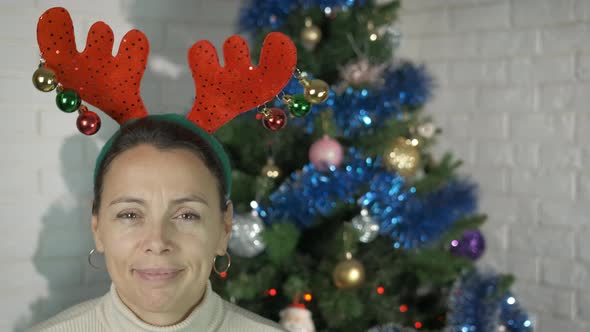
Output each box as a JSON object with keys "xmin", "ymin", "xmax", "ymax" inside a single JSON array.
[
  {"xmin": 339, "ymin": 58, "xmax": 387, "ymax": 88},
  {"xmin": 308, "ymin": 135, "xmax": 344, "ymax": 171},
  {"xmin": 448, "ymin": 270, "xmax": 533, "ymax": 332},
  {"xmin": 293, "ymin": 62, "xmax": 436, "ymax": 138},
  {"xmin": 261, "ymin": 158, "xmax": 281, "ymax": 179},
  {"xmin": 301, "ymin": 17, "xmax": 322, "ymax": 51},
  {"xmin": 382, "ymin": 137, "xmax": 421, "ymax": 177},
  {"xmin": 450, "ymin": 229, "xmax": 486, "ymax": 261},
  {"xmin": 332, "ymin": 252, "xmax": 365, "ymax": 288},
  {"xmin": 280, "ymin": 302, "xmax": 316, "ymax": 332},
  {"xmin": 368, "ymin": 323, "xmax": 417, "ymax": 332},
  {"xmin": 257, "ymin": 148, "xmax": 378, "ymax": 228},
  {"xmin": 228, "ymin": 212, "xmax": 266, "ymax": 258},
  {"xmin": 417, "ymin": 122, "xmax": 436, "ymax": 139},
  {"xmin": 214, "ymin": 0, "xmax": 536, "ymax": 330},
  {"xmin": 351, "ymin": 209, "xmax": 379, "ymax": 243},
  {"xmin": 360, "ymin": 174, "xmax": 477, "ymax": 249}
]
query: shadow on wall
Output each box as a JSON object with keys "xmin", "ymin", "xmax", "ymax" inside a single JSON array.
[
  {"xmin": 124, "ymin": 0, "xmax": 241, "ymax": 115},
  {"xmin": 15, "ymin": 1, "xmax": 241, "ymax": 330},
  {"xmin": 14, "ymin": 133, "xmax": 112, "ymax": 331}
]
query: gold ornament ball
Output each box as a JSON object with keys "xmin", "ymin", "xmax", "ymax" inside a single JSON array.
[
  {"xmin": 383, "ymin": 137, "xmax": 421, "ymax": 177},
  {"xmin": 32, "ymin": 67, "xmax": 57, "ymax": 92},
  {"xmin": 301, "ymin": 24, "xmax": 322, "ymax": 50},
  {"xmin": 301, "ymin": 78, "xmax": 330, "ymax": 104},
  {"xmin": 261, "ymin": 159, "xmax": 281, "ymax": 179},
  {"xmin": 332, "ymin": 258, "xmax": 365, "ymax": 289}
]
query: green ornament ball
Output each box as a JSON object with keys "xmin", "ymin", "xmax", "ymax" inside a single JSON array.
[
  {"xmin": 288, "ymin": 94, "xmax": 312, "ymax": 117},
  {"xmin": 56, "ymin": 89, "xmax": 81, "ymax": 113}
]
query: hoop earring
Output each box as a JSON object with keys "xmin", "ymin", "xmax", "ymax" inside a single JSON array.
[
  {"xmin": 213, "ymin": 252, "xmax": 231, "ymax": 275},
  {"xmin": 88, "ymin": 248, "xmax": 102, "ymax": 270}
]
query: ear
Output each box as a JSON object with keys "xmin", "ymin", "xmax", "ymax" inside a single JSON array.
[
  {"xmin": 90, "ymin": 200, "xmax": 105, "ymax": 253},
  {"xmin": 216, "ymin": 200, "xmax": 233, "ymax": 256}
]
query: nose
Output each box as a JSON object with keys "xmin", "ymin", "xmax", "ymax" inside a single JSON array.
[{"xmin": 142, "ymin": 220, "xmax": 173, "ymax": 255}]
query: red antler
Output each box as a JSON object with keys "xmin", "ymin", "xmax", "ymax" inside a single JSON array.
[
  {"xmin": 37, "ymin": 7, "xmax": 149, "ymax": 124},
  {"xmin": 187, "ymin": 33, "xmax": 297, "ymax": 133}
]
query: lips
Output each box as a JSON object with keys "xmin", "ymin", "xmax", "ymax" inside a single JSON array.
[{"xmin": 134, "ymin": 268, "xmax": 184, "ymax": 281}]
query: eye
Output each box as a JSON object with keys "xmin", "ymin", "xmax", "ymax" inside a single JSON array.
[
  {"xmin": 175, "ymin": 212, "xmax": 201, "ymax": 222},
  {"xmin": 116, "ymin": 211, "xmax": 141, "ymax": 221},
  {"xmin": 118, "ymin": 212, "xmax": 137, "ymax": 219}
]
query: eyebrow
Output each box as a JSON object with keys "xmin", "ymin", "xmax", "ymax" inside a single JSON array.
[
  {"xmin": 172, "ymin": 195, "xmax": 209, "ymax": 206},
  {"xmin": 108, "ymin": 195, "xmax": 209, "ymax": 207}
]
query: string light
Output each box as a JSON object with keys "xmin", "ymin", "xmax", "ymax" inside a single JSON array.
[
  {"xmin": 219, "ymin": 272, "xmax": 227, "ymax": 278},
  {"xmin": 268, "ymin": 288, "xmax": 277, "ymax": 296},
  {"xmin": 399, "ymin": 304, "xmax": 408, "ymax": 313},
  {"xmin": 376, "ymin": 286, "xmax": 385, "ymax": 295},
  {"xmin": 304, "ymin": 293, "xmax": 313, "ymax": 302},
  {"xmin": 414, "ymin": 321, "xmax": 422, "ymax": 329}
]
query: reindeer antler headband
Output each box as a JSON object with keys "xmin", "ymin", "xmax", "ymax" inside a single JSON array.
[{"xmin": 33, "ymin": 7, "xmax": 330, "ymax": 195}]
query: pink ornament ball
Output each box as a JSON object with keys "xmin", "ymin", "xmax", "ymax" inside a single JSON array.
[{"xmin": 309, "ymin": 135, "xmax": 343, "ymax": 171}]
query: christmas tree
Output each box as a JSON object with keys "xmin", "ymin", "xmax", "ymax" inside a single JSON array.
[{"xmin": 211, "ymin": 1, "xmax": 534, "ymax": 331}]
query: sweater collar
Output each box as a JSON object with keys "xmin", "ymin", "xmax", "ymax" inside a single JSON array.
[{"xmin": 103, "ymin": 281, "xmax": 224, "ymax": 332}]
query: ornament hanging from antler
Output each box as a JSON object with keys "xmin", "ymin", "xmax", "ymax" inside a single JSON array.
[{"xmin": 34, "ymin": 7, "xmax": 325, "ymax": 135}]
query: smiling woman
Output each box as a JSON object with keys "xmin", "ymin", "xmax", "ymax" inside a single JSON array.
[
  {"xmin": 91, "ymin": 117, "xmax": 233, "ymax": 326},
  {"xmin": 28, "ymin": 6, "xmax": 297, "ymax": 332},
  {"xmin": 30, "ymin": 116, "xmax": 287, "ymax": 332}
]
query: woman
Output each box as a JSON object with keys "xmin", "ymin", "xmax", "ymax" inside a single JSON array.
[
  {"xmin": 30, "ymin": 7, "xmax": 299, "ymax": 330},
  {"xmin": 29, "ymin": 115, "xmax": 287, "ymax": 331}
]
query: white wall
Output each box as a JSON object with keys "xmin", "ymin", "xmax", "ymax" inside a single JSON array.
[
  {"xmin": 397, "ymin": 0, "xmax": 590, "ymax": 331},
  {"xmin": 0, "ymin": 1, "xmax": 240, "ymax": 331},
  {"xmin": 0, "ymin": 0, "xmax": 587, "ymax": 331}
]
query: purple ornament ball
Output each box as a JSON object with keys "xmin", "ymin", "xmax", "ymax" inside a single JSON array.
[{"xmin": 450, "ymin": 229, "xmax": 485, "ymax": 260}]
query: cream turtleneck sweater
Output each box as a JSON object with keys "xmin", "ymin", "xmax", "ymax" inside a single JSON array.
[{"xmin": 28, "ymin": 282, "xmax": 286, "ymax": 332}]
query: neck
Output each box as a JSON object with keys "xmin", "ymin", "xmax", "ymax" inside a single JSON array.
[{"xmin": 115, "ymin": 286, "xmax": 206, "ymax": 327}]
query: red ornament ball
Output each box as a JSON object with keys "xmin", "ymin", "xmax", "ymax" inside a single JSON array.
[
  {"xmin": 76, "ymin": 109, "xmax": 101, "ymax": 135},
  {"xmin": 262, "ymin": 108, "xmax": 288, "ymax": 131}
]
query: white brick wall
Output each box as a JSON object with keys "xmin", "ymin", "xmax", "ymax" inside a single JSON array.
[
  {"xmin": 398, "ymin": 0, "xmax": 590, "ymax": 330},
  {"xmin": 0, "ymin": 1, "xmax": 241, "ymax": 331},
  {"xmin": 2, "ymin": 0, "xmax": 587, "ymax": 331}
]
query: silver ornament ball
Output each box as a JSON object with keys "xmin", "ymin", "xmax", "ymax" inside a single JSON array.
[
  {"xmin": 417, "ymin": 122, "xmax": 436, "ymax": 139},
  {"xmin": 228, "ymin": 213, "xmax": 266, "ymax": 258},
  {"xmin": 351, "ymin": 210, "xmax": 380, "ymax": 243}
]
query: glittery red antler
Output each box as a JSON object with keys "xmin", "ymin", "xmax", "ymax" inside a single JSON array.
[
  {"xmin": 37, "ymin": 7, "xmax": 149, "ymax": 124},
  {"xmin": 187, "ymin": 33, "xmax": 297, "ymax": 133}
]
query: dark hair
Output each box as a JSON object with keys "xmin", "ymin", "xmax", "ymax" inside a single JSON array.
[{"xmin": 92, "ymin": 117, "xmax": 229, "ymax": 215}]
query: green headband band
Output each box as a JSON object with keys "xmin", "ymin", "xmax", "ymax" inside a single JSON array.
[{"xmin": 93, "ymin": 114, "xmax": 232, "ymax": 198}]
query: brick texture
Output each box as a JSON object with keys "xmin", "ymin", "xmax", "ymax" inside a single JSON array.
[
  {"xmin": 397, "ymin": 0, "xmax": 590, "ymax": 329},
  {"xmin": 2, "ymin": 0, "xmax": 589, "ymax": 331},
  {"xmin": 0, "ymin": 1, "xmax": 244, "ymax": 330}
]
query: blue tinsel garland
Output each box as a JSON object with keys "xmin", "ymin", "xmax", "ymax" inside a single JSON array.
[
  {"xmin": 360, "ymin": 176, "xmax": 476, "ymax": 249},
  {"xmin": 257, "ymin": 147, "xmax": 476, "ymax": 249},
  {"xmin": 367, "ymin": 323, "xmax": 417, "ymax": 332},
  {"xmin": 279, "ymin": 63, "xmax": 434, "ymax": 137},
  {"xmin": 448, "ymin": 271, "xmax": 534, "ymax": 332},
  {"xmin": 257, "ymin": 148, "xmax": 378, "ymax": 228},
  {"xmin": 239, "ymin": 0, "xmax": 368, "ymax": 33}
]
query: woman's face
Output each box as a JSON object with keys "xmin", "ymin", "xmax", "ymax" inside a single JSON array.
[{"xmin": 91, "ymin": 144, "xmax": 232, "ymax": 321}]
